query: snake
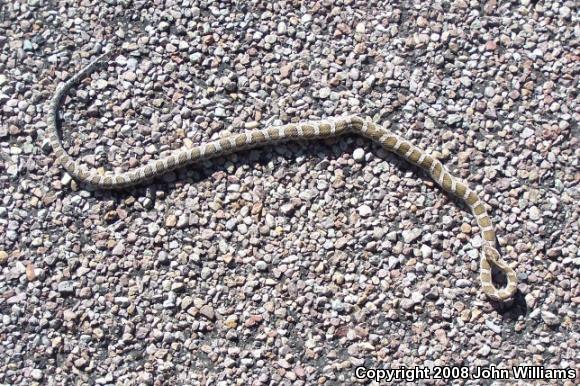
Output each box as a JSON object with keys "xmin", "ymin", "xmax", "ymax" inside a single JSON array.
[{"xmin": 47, "ymin": 51, "xmax": 518, "ymax": 302}]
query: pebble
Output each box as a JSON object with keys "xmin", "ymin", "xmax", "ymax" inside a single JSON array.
[
  {"xmin": 446, "ymin": 115, "xmax": 462, "ymax": 125},
  {"xmin": 0, "ymin": 250, "xmax": 7, "ymax": 265},
  {"xmin": 528, "ymin": 206, "xmax": 541, "ymax": 221},
  {"xmin": 58, "ymin": 281, "xmax": 74, "ymax": 294},
  {"xmin": 319, "ymin": 87, "xmax": 330, "ymax": 99},
  {"xmin": 95, "ymin": 79, "xmax": 108, "ymax": 89},
  {"xmin": 521, "ymin": 127, "xmax": 534, "ymax": 139},
  {"xmin": 255, "ymin": 261, "xmax": 268, "ymax": 271},
  {"xmin": 357, "ymin": 204, "xmax": 372, "ymax": 217},
  {"xmin": 280, "ymin": 203, "xmax": 295, "ymax": 215},
  {"xmin": 478, "ymin": 345, "xmax": 491, "ymax": 356},
  {"xmin": 484, "ymin": 86, "xmax": 495, "ymax": 98},
  {"xmin": 123, "ymin": 71, "xmax": 136, "ymax": 81},
  {"xmin": 460, "ymin": 223, "xmax": 472, "ymax": 234},
  {"xmin": 541, "ymin": 311, "xmax": 560, "ymax": 327},
  {"xmin": 559, "ymin": 6, "xmax": 571, "ymax": 18},
  {"xmin": 200, "ymin": 305, "xmax": 216, "ymax": 321},
  {"xmin": 112, "ymin": 242, "xmax": 125, "ymax": 256},
  {"xmin": 30, "ymin": 369, "xmax": 43, "ymax": 380},
  {"xmin": 485, "ymin": 319, "xmax": 502, "ymax": 334},
  {"xmin": 353, "ymin": 148, "xmax": 365, "ymax": 162},
  {"xmin": 402, "ymin": 229, "xmax": 421, "ymax": 243}
]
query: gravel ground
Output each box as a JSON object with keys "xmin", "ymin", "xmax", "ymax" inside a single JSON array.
[{"xmin": 1, "ymin": 0, "xmax": 578, "ymax": 385}]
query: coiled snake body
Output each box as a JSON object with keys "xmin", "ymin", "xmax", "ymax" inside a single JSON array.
[{"xmin": 48, "ymin": 52, "xmax": 517, "ymax": 302}]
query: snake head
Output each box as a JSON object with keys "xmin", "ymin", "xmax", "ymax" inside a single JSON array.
[{"xmin": 480, "ymin": 245, "xmax": 518, "ymax": 302}]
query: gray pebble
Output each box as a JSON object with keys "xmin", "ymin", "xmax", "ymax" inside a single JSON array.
[
  {"xmin": 58, "ymin": 281, "xmax": 75, "ymax": 294},
  {"xmin": 541, "ymin": 310, "xmax": 560, "ymax": 327}
]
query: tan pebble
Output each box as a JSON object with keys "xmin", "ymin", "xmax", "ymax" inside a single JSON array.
[
  {"xmin": 435, "ymin": 329, "xmax": 448, "ymax": 346},
  {"xmin": 165, "ymin": 214, "xmax": 177, "ymax": 227},
  {"xmin": 460, "ymin": 309, "xmax": 471, "ymax": 322},
  {"xmin": 461, "ymin": 223, "xmax": 472, "ymax": 234},
  {"xmin": 26, "ymin": 263, "xmax": 36, "ymax": 281},
  {"xmin": 0, "ymin": 250, "xmax": 8, "ymax": 265},
  {"xmin": 224, "ymin": 317, "xmax": 238, "ymax": 329},
  {"xmin": 63, "ymin": 309, "xmax": 77, "ymax": 321}
]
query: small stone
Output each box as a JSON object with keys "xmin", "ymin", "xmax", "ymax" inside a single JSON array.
[
  {"xmin": 25, "ymin": 264, "xmax": 37, "ymax": 281},
  {"xmin": 123, "ymin": 71, "xmax": 136, "ymax": 81},
  {"xmin": 411, "ymin": 292, "xmax": 423, "ymax": 304},
  {"xmin": 478, "ymin": 344, "xmax": 491, "ymax": 356},
  {"xmin": 357, "ymin": 204, "xmax": 372, "ymax": 217},
  {"xmin": 485, "ymin": 319, "xmax": 502, "ymax": 334},
  {"xmin": 402, "ymin": 229, "xmax": 421, "ymax": 243},
  {"xmin": 171, "ymin": 282, "xmax": 185, "ymax": 292},
  {"xmin": 264, "ymin": 34, "xmax": 277, "ymax": 44},
  {"xmin": 446, "ymin": 115, "xmax": 462, "ymax": 125},
  {"xmin": 95, "ymin": 79, "xmax": 108, "ymax": 89},
  {"xmin": 63, "ymin": 309, "xmax": 77, "ymax": 321},
  {"xmin": 147, "ymin": 223, "xmax": 159, "ymax": 236},
  {"xmin": 190, "ymin": 52, "xmax": 202, "ymax": 62},
  {"xmin": 541, "ymin": 310, "xmax": 560, "ymax": 327},
  {"xmin": 214, "ymin": 107, "xmax": 226, "ymax": 117},
  {"xmin": 165, "ymin": 214, "xmax": 177, "ymax": 227},
  {"xmin": 181, "ymin": 296, "xmax": 193, "ymax": 310},
  {"xmin": 559, "ymin": 6, "xmax": 571, "ymax": 18},
  {"xmin": 528, "ymin": 206, "xmax": 541, "ymax": 221},
  {"xmin": 112, "ymin": 242, "xmax": 125, "ymax": 256},
  {"xmin": 280, "ymin": 63, "xmax": 292, "ymax": 78},
  {"xmin": 30, "ymin": 369, "xmax": 43, "ymax": 380},
  {"xmin": 277, "ymin": 22, "xmax": 287, "ymax": 34},
  {"xmin": 461, "ymin": 223, "xmax": 472, "ymax": 234},
  {"xmin": 158, "ymin": 21, "xmax": 170, "ymax": 31},
  {"xmin": 349, "ymin": 68, "xmax": 360, "ymax": 80},
  {"xmin": 224, "ymin": 317, "xmax": 238, "ymax": 329},
  {"xmin": 200, "ymin": 305, "xmax": 215, "ymax": 321},
  {"xmin": 61, "ymin": 173, "xmax": 72, "ymax": 186},
  {"xmin": 58, "ymin": 281, "xmax": 74, "ymax": 294},
  {"xmin": 353, "ymin": 148, "xmax": 365, "ymax": 162},
  {"xmin": 280, "ymin": 203, "xmax": 295, "ymax": 215},
  {"xmin": 255, "ymin": 261, "xmax": 268, "ymax": 271},
  {"xmin": 435, "ymin": 329, "xmax": 448, "ymax": 346},
  {"xmin": 484, "ymin": 87, "xmax": 496, "ymax": 98},
  {"xmin": 485, "ymin": 40, "xmax": 497, "ymax": 51},
  {"xmin": 456, "ymin": 279, "xmax": 471, "ymax": 288},
  {"xmin": 93, "ymin": 328, "xmax": 104, "ymax": 340},
  {"xmin": 420, "ymin": 245, "xmax": 432, "ymax": 258},
  {"xmin": 521, "ymin": 128, "xmax": 534, "ymax": 139},
  {"xmin": 244, "ymin": 315, "xmax": 263, "ymax": 327},
  {"xmin": 319, "ymin": 87, "xmax": 330, "ymax": 99},
  {"xmin": 115, "ymin": 297, "xmax": 130, "ymax": 306},
  {"xmin": 400, "ymin": 298, "xmax": 415, "ymax": 310},
  {"xmin": 237, "ymin": 223, "xmax": 248, "ymax": 235},
  {"xmin": 74, "ymin": 357, "xmax": 88, "ymax": 369}
]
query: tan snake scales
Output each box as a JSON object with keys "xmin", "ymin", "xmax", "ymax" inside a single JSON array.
[{"xmin": 48, "ymin": 51, "xmax": 518, "ymax": 302}]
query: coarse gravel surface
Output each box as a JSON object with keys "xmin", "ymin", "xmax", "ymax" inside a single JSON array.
[{"xmin": 0, "ymin": 0, "xmax": 578, "ymax": 385}]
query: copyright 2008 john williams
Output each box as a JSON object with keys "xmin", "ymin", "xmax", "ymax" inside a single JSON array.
[{"xmin": 355, "ymin": 365, "xmax": 577, "ymax": 383}]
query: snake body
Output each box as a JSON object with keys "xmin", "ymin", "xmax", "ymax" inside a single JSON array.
[{"xmin": 48, "ymin": 52, "xmax": 517, "ymax": 302}]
